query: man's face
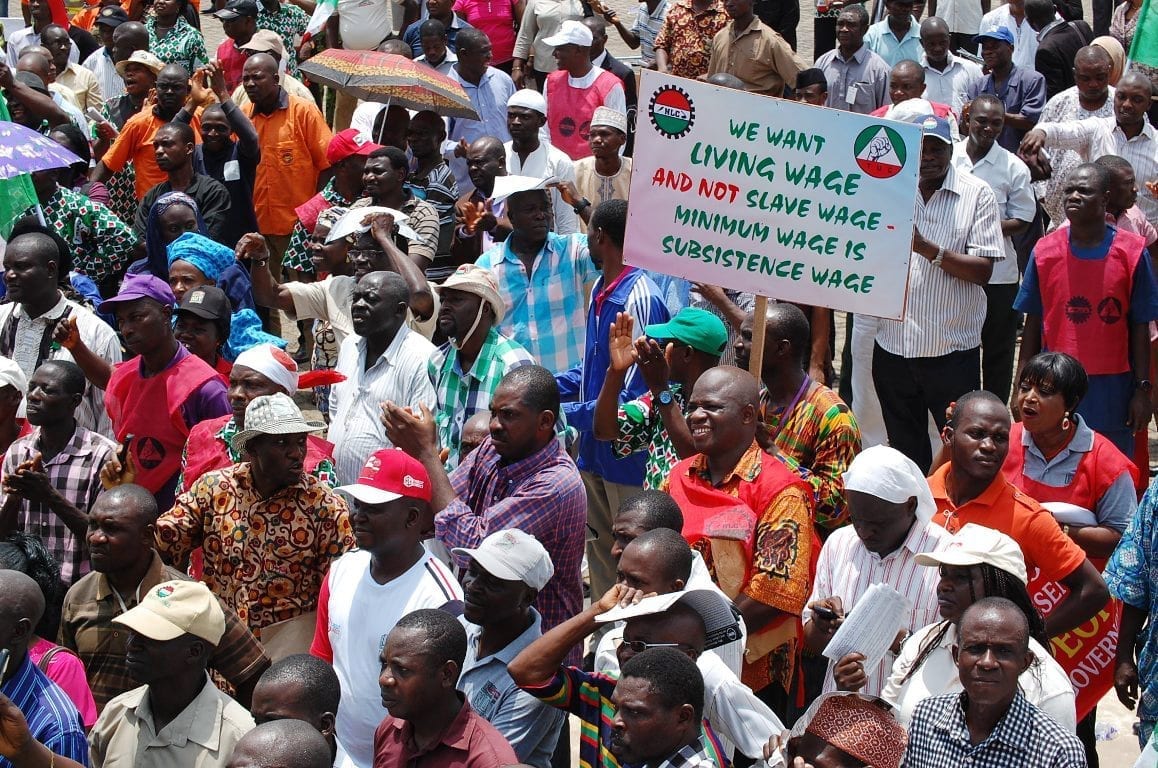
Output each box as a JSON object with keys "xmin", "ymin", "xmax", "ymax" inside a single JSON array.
[
  {"xmin": 200, "ymin": 109, "xmax": 232, "ymax": 152},
  {"xmin": 379, "ymin": 627, "xmax": 444, "ymax": 720},
  {"xmin": 351, "ymin": 274, "xmax": 404, "ymax": 338},
  {"xmin": 1073, "ymin": 59, "xmax": 1110, "ymax": 103},
  {"xmin": 979, "ymin": 39, "xmax": 1011, "ymax": 72},
  {"xmin": 349, "ymin": 233, "xmax": 388, "ymax": 281},
  {"xmin": 155, "ymin": 70, "xmax": 190, "ymax": 114},
  {"xmin": 421, "ymin": 33, "xmax": 448, "ymax": 62},
  {"xmin": 466, "ymin": 146, "xmax": 503, "ymax": 189},
  {"xmin": 920, "ymin": 27, "xmax": 949, "ymax": 63},
  {"xmin": 610, "ymin": 509, "xmax": 649, "ymax": 561},
  {"xmin": 610, "ymin": 677, "xmax": 689, "ymax": 765},
  {"xmin": 585, "ymin": 22, "xmax": 607, "ymax": 57},
  {"xmin": 115, "ymin": 299, "xmax": 173, "ymax": 357},
  {"xmin": 119, "ymin": 63, "xmax": 154, "ymax": 96},
  {"xmin": 41, "ymin": 27, "xmax": 71, "ymax": 70},
  {"xmin": 616, "ymin": 613, "xmax": 704, "ymax": 669},
  {"xmin": 228, "ymin": 365, "xmax": 284, "ymax": 427},
  {"xmin": 954, "ymin": 609, "xmax": 1033, "ymax": 708},
  {"xmin": 1107, "ymin": 166, "xmax": 1138, "ymax": 214},
  {"xmin": 362, "ymin": 156, "xmax": 402, "ymax": 200},
  {"xmin": 98, "ymin": 23, "xmax": 116, "ymax": 52},
  {"xmin": 616, "ymin": 542, "xmax": 677, "ymax": 594},
  {"xmin": 5, "ymin": 94, "xmax": 32, "ymax": 128},
  {"xmin": 406, "ymin": 115, "xmax": 443, "ymax": 159},
  {"xmin": 507, "ymin": 105, "xmax": 545, "ymax": 143},
  {"xmin": 889, "ymin": 68, "xmax": 923, "ymax": 104},
  {"xmin": 87, "ymin": 501, "xmax": 152, "ymax": 574},
  {"xmin": 349, "ymin": 497, "xmax": 418, "ymax": 552},
  {"xmin": 797, "ymin": 83, "xmax": 828, "ymax": 105},
  {"xmin": 686, "ymin": 371, "xmax": 752, "ymax": 456},
  {"xmin": 967, "ymin": 100, "xmax": 1004, "ymax": 151},
  {"xmin": 153, "ymin": 127, "xmax": 191, "ymax": 172},
  {"xmin": 28, "ymin": 0, "xmax": 51, "ymax": 25},
  {"xmin": 1115, "ymin": 79, "xmax": 1151, "ymax": 127},
  {"xmin": 437, "ymin": 287, "xmax": 485, "ymax": 342},
  {"xmin": 836, "ymin": 12, "xmax": 866, "ymax": 49},
  {"xmin": 242, "ymin": 57, "xmax": 279, "ymax": 105},
  {"xmin": 247, "ymin": 432, "xmax": 308, "ymax": 488},
  {"xmin": 723, "ymin": 0, "xmax": 752, "ymax": 19},
  {"xmin": 886, "ymin": 0, "xmax": 916, "ymax": 22},
  {"xmin": 125, "ymin": 632, "xmax": 195, "ymax": 684},
  {"xmin": 222, "ymin": 15, "xmax": 255, "ymax": 42},
  {"xmin": 251, "ymin": 679, "xmax": 326, "ymax": 730},
  {"xmin": 918, "ymin": 136, "xmax": 952, "ymax": 185},
  {"xmin": 551, "ymin": 43, "xmax": 583, "ymax": 69},
  {"xmin": 427, "ymin": 0, "xmax": 452, "ymax": 15},
  {"xmin": 947, "ymin": 400, "xmax": 1010, "ymax": 487},
  {"xmin": 1062, "ymin": 167, "xmax": 1108, "ymax": 224},
  {"xmin": 785, "ymin": 733, "xmax": 869, "ymax": 768},
  {"xmin": 846, "ymin": 490, "xmax": 914, "ymax": 557},
  {"xmin": 2, "ymin": 241, "xmax": 53, "ymax": 306},
  {"xmin": 25, "ymin": 367, "xmax": 77, "ymax": 427},
  {"xmin": 506, "ymin": 191, "xmax": 551, "ymax": 241},
  {"xmin": 456, "ymin": 39, "xmax": 492, "ymax": 74},
  {"xmin": 588, "ymin": 125, "xmax": 625, "ymax": 159},
  {"xmin": 461, "ymin": 558, "xmax": 532, "ymax": 626},
  {"xmin": 488, "ymin": 381, "xmax": 546, "ymax": 462}
]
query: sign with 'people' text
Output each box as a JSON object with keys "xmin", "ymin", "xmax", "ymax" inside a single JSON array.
[{"xmin": 625, "ymin": 71, "xmax": 923, "ymax": 319}]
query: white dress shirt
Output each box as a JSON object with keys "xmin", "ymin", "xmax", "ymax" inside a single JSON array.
[
  {"xmin": 921, "ymin": 52, "xmax": 983, "ymax": 116},
  {"xmin": 952, "ymin": 140, "xmax": 1037, "ymax": 284},
  {"xmin": 82, "ymin": 47, "xmax": 124, "ymax": 102}
]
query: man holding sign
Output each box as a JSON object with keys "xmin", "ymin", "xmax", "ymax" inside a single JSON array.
[{"xmin": 871, "ymin": 113, "xmax": 1004, "ymax": 473}]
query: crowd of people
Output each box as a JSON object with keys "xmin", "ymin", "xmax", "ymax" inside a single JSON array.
[{"xmin": 0, "ymin": 0, "xmax": 1156, "ymax": 763}]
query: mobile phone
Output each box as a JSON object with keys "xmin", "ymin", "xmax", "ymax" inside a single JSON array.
[{"xmin": 812, "ymin": 605, "xmax": 839, "ymax": 621}]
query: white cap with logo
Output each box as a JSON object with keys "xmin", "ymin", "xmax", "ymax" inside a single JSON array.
[
  {"xmin": 914, "ymin": 523, "xmax": 1028, "ymax": 584},
  {"xmin": 453, "ymin": 529, "xmax": 554, "ymax": 590}
]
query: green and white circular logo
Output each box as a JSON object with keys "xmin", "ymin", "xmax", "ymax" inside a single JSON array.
[
  {"xmin": 854, "ymin": 125, "xmax": 907, "ymax": 179},
  {"xmin": 649, "ymin": 85, "xmax": 695, "ymax": 139}
]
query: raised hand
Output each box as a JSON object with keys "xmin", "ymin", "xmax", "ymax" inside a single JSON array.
[{"xmin": 608, "ymin": 313, "xmax": 637, "ymax": 373}]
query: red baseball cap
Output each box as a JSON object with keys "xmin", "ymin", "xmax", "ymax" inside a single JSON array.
[
  {"xmin": 327, "ymin": 129, "xmax": 382, "ymax": 165},
  {"xmin": 337, "ymin": 449, "xmax": 432, "ymax": 504}
]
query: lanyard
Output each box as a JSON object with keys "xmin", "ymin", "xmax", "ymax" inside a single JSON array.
[
  {"xmin": 110, "ymin": 582, "xmax": 143, "ymax": 616},
  {"xmin": 768, "ymin": 375, "xmax": 811, "ymax": 443}
]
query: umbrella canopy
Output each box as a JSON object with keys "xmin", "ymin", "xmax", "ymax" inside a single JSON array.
[
  {"xmin": 299, "ymin": 49, "xmax": 480, "ymax": 120},
  {"xmin": 0, "ymin": 121, "xmax": 84, "ymax": 180}
]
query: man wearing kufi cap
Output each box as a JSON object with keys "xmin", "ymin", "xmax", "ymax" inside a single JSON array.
[
  {"xmin": 155, "ymin": 393, "xmax": 353, "ymax": 639},
  {"xmin": 783, "ymin": 692, "xmax": 906, "ymax": 768},
  {"xmin": 429, "ymin": 265, "xmax": 535, "ymax": 470},
  {"xmin": 89, "ymin": 580, "xmax": 257, "ymax": 768},
  {"xmin": 179, "ymin": 344, "xmax": 337, "ymax": 493},
  {"xmin": 566, "ymin": 106, "xmax": 631, "ymax": 234},
  {"xmin": 801, "ymin": 446, "xmax": 950, "ymax": 699},
  {"xmin": 504, "ymin": 89, "xmax": 580, "ymax": 235},
  {"xmin": 312, "ymin": 448, "xmax": 462, "ymax": 768},
  {"xmin": 540, "ymin": 19, "xmax": 627, "ymax": 161},
  {"xmin": 457, "ymin": 529, "xmax": 567, "ymax": 766},
  {"xmin": 794, "ymin": 67, "xmax": 829, "ymax": 105}
]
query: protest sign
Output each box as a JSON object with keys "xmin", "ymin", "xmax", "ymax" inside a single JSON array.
[
  {"xmin": 625, "ymin": 72, "xmax": 923, "ymax": 319},
  {"xmin": 1029, "ymin": 565, "xmax": 1119, "ymax": 721}
]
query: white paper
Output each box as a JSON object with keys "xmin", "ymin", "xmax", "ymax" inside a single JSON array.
[
  {"xmin": 326, "ymin": 206, "xmax": 420, "ymax": 244},
  {"xmin": 488, "ymin": 174, "xmax": 558, "ymax": 201},
  {"xmin": 822, "ymin": 582, "xmax": 909, "ymax": 670}
]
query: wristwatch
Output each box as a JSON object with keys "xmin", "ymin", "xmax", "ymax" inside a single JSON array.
[
  {"xmin": 572, "ymin": 197, "xmax": 591, "ymax": 214},
  {"xmin": 1137, "ymin": 379, "xmax": 1154, "ymax": 393},
  {"xmin": 656, "ymin": 390, "xmax": 675, "ymax": 407}
]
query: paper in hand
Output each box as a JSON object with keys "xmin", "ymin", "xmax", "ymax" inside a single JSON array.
[
  {"xmin": 822, "ymin": 583, "xmax": 909, "ymax": 670},
  {"xmin": 326, "ymin": 206, "xmax": 421, "ymax": 243}
]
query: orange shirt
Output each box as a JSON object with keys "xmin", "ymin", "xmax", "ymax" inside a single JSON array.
[
  {"xmin": 243, "ymin": 91, "xmax": 333, "ymax": 236},
  {"xmin": 102, "ymin": 111, "xmax": 201, "ymax": 198},
  {"xmin": 928, "ymin": 463, "xmax": 1087, "ymax": 583}
]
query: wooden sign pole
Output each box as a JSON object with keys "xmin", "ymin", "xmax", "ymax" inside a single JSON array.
[{"xmin": 748, "ymin": 295, "xmax": 768, "ymax": 380}]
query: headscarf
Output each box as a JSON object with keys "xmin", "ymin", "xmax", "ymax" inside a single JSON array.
[
  {"xmin": 1092, "ymin": 35, "xmax": 1126, "ymax": 84},
  {"xmin": 166, "ymin": 232, "xmax": 235, "ymax": 282},
  {"xmin": 143, "ymin": 192, "xmax": 206, "ymax": 281},
  {"xmin": 842, "ymin": 445, "xmax": 937, "ymax": 525},
  {"xmin": 232, "ymin": 344, "xmax": 299, "ymax": 394},
  {"xmin": 224, "ymin": 309, "xmax": 288, "ymax": 362}
]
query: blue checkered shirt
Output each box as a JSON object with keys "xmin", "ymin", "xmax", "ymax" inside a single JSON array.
[
  {"xmin": 902, "ymin": 691, "xmax": 1085, "ymax": 768},
  {"xmin": 477, "ymin": 233, "xmax": 597, "ymax": 376}
]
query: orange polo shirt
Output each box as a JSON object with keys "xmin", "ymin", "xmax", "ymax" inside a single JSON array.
[
  {"xmin": 929, "ymin": 463, "xmax": 1087, "ymax": 583},
  {"xmin": 243, "ymin": 90, "xmax": 333, "ymax": 236},
  {"xmin": 102, "ymin": 111, "xmax": 201, "ymax": 198}
]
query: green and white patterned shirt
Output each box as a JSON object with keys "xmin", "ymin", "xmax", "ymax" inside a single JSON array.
[
  {"xmin": 28, "ymin": 186, "xmax": 138, "ymax": 283},
  {"xmin": 257, "ymin": 2, "xmax": 311, "ymax": 77},
  {"xmin": 146, "ymin": 15, "xmax": 209, "ymax": 74}
]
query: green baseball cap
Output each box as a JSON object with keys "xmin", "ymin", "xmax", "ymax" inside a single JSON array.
[{"xmin": 645, "ymin": 307, "xmax": 729, "ymax": 356}]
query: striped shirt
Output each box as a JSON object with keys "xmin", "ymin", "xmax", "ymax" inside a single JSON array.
[
  {"xmin": 1036, "ymin": 114, "xmax": 1158, "ymax": 227},
  {"xmin": 875, "ymin": 164, "xmax": 1004, "ymax": 359},
  {"xmin": 478, "ymin": 232, "xmax": 598, "ymax": 376},
  {"xmin": 632, "ymin": 0, "xmax": 670, "ymax": 65},
  {"xmin": 804, "ymin": 520, "xmax": 950, "ymax": 696},
  {"xmin": 0, "ymin": 656, "xmax": 87, "ymax": 768},
  {"xmin": 429, "ymin": 327, "xmax": 536, "ymax": 470},
  {"xmin": 522, "ymin": 666, "xmax": 726, "ymax": 768}
]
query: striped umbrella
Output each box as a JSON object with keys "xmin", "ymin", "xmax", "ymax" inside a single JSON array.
[{"xmin": 299, "ymin": 49, "xmax": 480, "ymax": 120}]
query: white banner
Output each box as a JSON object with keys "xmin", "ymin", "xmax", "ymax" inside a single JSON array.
[{"xmin": 625, "ymin": 71, "xmax": 924, "ymax": 320}]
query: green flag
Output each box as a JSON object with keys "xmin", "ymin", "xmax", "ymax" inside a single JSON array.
[
  {"xmin": 1130, "ymin": 0, "xmax": 1158, "ymax": 68},
  {"xmin": 0, "ymin": 94, "xmax": 39, "ymax": 240}
]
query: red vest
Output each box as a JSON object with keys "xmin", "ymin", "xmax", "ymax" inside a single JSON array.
[
  {"xmin": 1035, "ymin": 227, "xmax": 1146, "ymax": 375},
  {"xmin": 543, "ymin": 69, "xmax": 621, "ymax": 161},
  {"xmin": 105, "ymin": 354, "xmax": 218, "ymax": 494},
  {"xmin": 181, "ymin": 414, "xmax": 336, "ymax": 493}
]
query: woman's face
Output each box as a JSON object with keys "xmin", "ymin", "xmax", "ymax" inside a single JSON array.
[
  {"xmin": 174, "ymin": 313, "xmax": 222, "ymax": 364},
  {"xmin": 308, "ymin": 224, "xmax": 350, "ymax": 274},
  {"xmin": 936, "ymin": 565, "xmax": 986, "ymax": 623},
  {"xmin": 1016, "ymin": 376, "xmax": 1068, "ymax": 435},
  {"xmin": 157, "ymin": 205, "xmax": 199, "ymax": 246},
  {"xmin": 152, "ymin": 0, "xmax": 180, "ymax": 18},
  {"xmin": 168, "ymin": 259, "xmax": 211, "ymax": 304}
]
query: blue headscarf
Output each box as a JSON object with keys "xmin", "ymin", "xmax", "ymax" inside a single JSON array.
[
  {"xmin": 224, "ymin": 308, "xmax": 288, "ymax": 361},
  {"xmin": 167, "ymin": 232, "xmax": 235, "ymax": 282}
]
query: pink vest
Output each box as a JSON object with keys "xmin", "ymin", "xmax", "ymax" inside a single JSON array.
[
  {"xmin": 544, "ymin": 69, "xmax": 621, "ymax": 160},
  {"xmin": 1035, "ymin": 227, "xmax": 1146, "ymax": 375}
]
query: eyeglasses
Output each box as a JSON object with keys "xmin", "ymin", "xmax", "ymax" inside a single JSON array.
[{"xmin": 619, "ymin": 640, "xmax": 696, "ymax": 654}]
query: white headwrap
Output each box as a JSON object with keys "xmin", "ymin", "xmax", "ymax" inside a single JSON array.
[
  {"xmin": 508, "ymin": 89, "xmax": 547, "ymax": 116},
  {"xmin": 232, "ymin": 344, "xmax": 299, "ymax": 395},
  {"xmin": 0, "ymin": 357, "xmax": 28, "ymax": 396},
  {"xmin": 842, "ymin": 445, "xmax": 936, "ymax": 524}
]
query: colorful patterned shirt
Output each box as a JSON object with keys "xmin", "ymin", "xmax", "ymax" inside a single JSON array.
[
  {"xmin": 97, "ymin": 95, "xmax": 139, "ymax": 224},
  {"xmin": 428, "ymin": 327, "xmax": 535, "ymax": 470},
  {"xmin": 282, "ymin": 180, "xmax": 353, "ymax": 273},
  {"xmin": 522, "ymin": 666, "xmax": 726, "ymax": 768},
  {"xmin": 30, "ymin": 186, "xmax": 137, "ymax": 283},
  {"xmin": 652, "ymin": 0, "xmax": 728, "ymax": 80},
  {"xmin": 761, "ymin": 381, "xmax": 861, "ymax": 530},
  {"xmin": 256, "ymin": 2, "xmax": 310, "ymax": 76},
  {"xmin": 154, "ymin": 462, "xmax": 354, "ymax": 635},
  {"xmin": 146, "ymin": 15, "xmax": 209, "ymax": 73},
  {"xmin": 613, "ymin": 383, "xmax": 685, "ymax": 489}
]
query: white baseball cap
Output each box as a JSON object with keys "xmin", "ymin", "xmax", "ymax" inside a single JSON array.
[
  {"xmin": 542, "ymin": 19, "xmax": 594, "ymax": 47},
  {"xmin": 453, "ymin": 529, "xmax": 554, "ymax": 590},
  {"xmin": 914, "ymin": 523, "xmax": 1028, "ymax": 584},
  {"xmin": 595, "ymin": 589, "xmax": 743, "ymax": 651}
]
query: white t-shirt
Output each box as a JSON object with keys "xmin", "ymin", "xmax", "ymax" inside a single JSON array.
[
  {"xmin": 316, "ymin": 547, "xmax": 463, "ymax": 768},
  {"xmin": 338, "ymin": 0, "xmax": 404, "ymax": 50}
]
